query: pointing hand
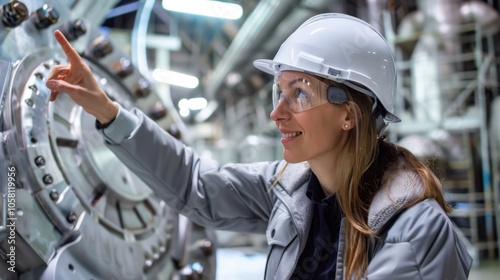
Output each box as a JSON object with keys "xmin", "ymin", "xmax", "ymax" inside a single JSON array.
[{"xmin": 46, "ymin": 30, "xmax": 118, "ymax": 125}]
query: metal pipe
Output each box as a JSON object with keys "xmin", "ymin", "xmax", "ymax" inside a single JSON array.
[
  {"xmin": 204, "ymin": 0, "xmax": 298, "ymax": 100},
  {"xmin": 131, "ymin": 0, "xmax": 155, "ymax": 80},
  {"xmin": 367, "ymin": 0, "xmax": 388, "ymax": 34}
]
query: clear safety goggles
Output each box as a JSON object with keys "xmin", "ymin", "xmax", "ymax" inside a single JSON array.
[{"xmin": 273, "ymin": 71, "xmax": 342, "ymax": 113}]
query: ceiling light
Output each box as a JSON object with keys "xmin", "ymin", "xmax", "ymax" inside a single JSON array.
[
  {"xmin": 162, "ymin": 0, "xmax": 243, "ymax": 20},
  {"xmin": 187, "ymin": 98, "xmax": 208, "ymax": 110},
  {"xmin": 178, "ymin": 98, "xmax": 189, "ymax": 109},
  {"xmin": 226, "ymin": 72, "xmax": 241, "ymax": 86},
  {"xmin": 152, "ymin": 69, "xmax": 199, "ymax": 89},
  {"xmin": 179, "ymin": 107, "xmax": 190, "ymax": 117},
  {"xmin": 178, "ymin": 98, "xmax": 208, "ymax": 111}
]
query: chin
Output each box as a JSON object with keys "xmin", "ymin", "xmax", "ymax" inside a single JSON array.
[{"xmin": 282, "ymin": 153, "xmax": 303, "ymax": 164}]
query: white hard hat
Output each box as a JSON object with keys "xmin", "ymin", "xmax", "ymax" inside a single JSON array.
[{"xmin": 254, "ymin": 13, "xmax": 400, "ymax": 134}]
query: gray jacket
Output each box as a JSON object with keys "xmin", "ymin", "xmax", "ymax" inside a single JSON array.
[{"xmin": 99, "ymin": 107, "xmax": 473, "ymax": 279}]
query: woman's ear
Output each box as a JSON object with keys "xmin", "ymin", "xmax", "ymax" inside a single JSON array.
[{"xmin": 342, "ymin": 105, "xmax": 356, "ymax": 131}]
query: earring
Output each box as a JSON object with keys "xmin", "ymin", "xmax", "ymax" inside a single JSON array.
[{"xmin": 344, "ymin": 124, "xmax": 349, "ymax": 129}]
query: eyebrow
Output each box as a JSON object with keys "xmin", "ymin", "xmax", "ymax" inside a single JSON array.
[{"xmin": 287, "ymin": 78, "xmax": 310, "ymax": 88}]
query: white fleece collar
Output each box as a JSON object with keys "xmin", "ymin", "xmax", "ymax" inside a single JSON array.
[{"xmin": 367, "ymin": 170, "xmax": 424, "ymax": 233}]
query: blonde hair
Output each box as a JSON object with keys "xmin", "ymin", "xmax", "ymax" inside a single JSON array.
[{"xmin": 272, "ymin": 81, "xmax": 451, "ymax": 279}]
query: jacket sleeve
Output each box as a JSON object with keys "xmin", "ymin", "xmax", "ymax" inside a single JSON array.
[
  {"xmin": 366, "ymin": 199, "xmax": 473, "ymax": 280},
  {"xmin": 97, "ymin": 105, "xmax": 277, "ymax": 234}
]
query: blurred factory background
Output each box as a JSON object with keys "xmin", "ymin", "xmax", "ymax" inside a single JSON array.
[{"xmin": 1, "ymin": 0, "xmax": 500, "ymax": 279}]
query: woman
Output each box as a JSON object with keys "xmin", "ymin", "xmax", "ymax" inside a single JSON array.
[{"xmin": 46, "ymin": 13, "xmax": 472, "ymax": 280}]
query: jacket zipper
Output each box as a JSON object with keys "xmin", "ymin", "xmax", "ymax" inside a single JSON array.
[{"xmin": 273, "ymin": 186, "xmax": 302, "ymax": 280}]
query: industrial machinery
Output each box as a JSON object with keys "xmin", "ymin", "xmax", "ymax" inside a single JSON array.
[
  {"xmin": 0, "ymin": 1, "xmax": 215, "ymax": 279},
  {"xmin": 386, "ymin": 0, "xmax": 500, "ymax": 262}
]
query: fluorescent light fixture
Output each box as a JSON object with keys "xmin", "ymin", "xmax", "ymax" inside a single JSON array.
[
  {"xmin": 178, "ymin": 98, "xmax": 208, "ymax": 111},
  {"xmin": 179, "ymin": 107, "xmax": 190, "ymax": 117},
  {"xmin": 178, "ymin": 98, "xmax": 189, "ymax": 109},
  {"xmin": 152, "ymin": 69, "xmax": 199, "ymax": 89},
  {"xmin": 162, "ymin": 0, "xmax": 243, "ymax": 20},
  {"xmin": 226, "ymin": 72, "xmax": 241, "ymax": 86},
  {"xmin": 187, "ymin": 98, "xmax": 208, "ymax": 110}
]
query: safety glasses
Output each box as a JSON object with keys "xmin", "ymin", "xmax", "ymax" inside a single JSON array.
[{"xmin": 273, "ymin": 71, "xmax": 335, "ymax": 113}]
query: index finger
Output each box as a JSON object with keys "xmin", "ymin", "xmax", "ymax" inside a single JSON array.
[{"xmin": 54, "ymin": 30, "xmax": 83, "ymax": 65}]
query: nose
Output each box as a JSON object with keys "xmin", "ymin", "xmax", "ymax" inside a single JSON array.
[{"xmin": 270, "ymin": 99, "xmax": 291, "ymax": 122}]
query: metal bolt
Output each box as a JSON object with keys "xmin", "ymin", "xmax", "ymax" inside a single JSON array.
[
  {"xmin": 49, "ymin": 190, "xmax": 59, "ymax": 201},
  {"xmin": 113, "ymin": 57, "xmax": 134, "ymax": 78},
  {"xmin": 147, "ymin": 102, "xmax": 167, "ymax": 120},
  {"xmin": 66, "ymin": 212, "xmax": 77, "ymax": 223},
  {"xmin": 71, "ymin": 19, "xmax": 87, "ymax": 37},
  {"xmin": 59, "ymin": 18, "xmax": 87, "ymax": 42},
  {"xmin": 42, "ymin": 174, "xmax": 53, "ymax": 185},
  {"xmin": 159, "ymin": 240, "xmax": 166, "ymax": 253},
  {"xmin": 34, "ymin": 72, "xmax": 44, "ymax": 80},
  {"xmin": 144, "ymin": 252, "xmax": 153, "ymax": 267},
  {"xmin": 34, "ymin": 156, "xmax": 46, "ymax": 166},
  {"xmin": 178, "ymin": 262, "xmax": 204, "ymax": 279},
  {"xmin": 159, "ymin": 245, "xmax": 166, "ymax": 253},
  {"xmin": 32, "ymin": 4, "xmax": 59, "ymax": 29},
  {"xmin": 29, "ymin": 84, "xmax": 38, "ymax": 93},
  {"xmin": 134, "ymin": 78, "xmax": 151, "ymax": 98},
  {"xmin": 25, "ymin": 99, "xmax": 34, "ymax": 107},
  {"xmin": 90, "ymin": 36, "xmax": 113, "ymax": 58},
  {"xmin": 152, "ymin": 247, "xmax": 160, "ymax": 259},
  {"xmin": 1, "ymin": 1, "xmax": 29, "ymax": 28},
  {"xmin": 200, "ymin": 239, "xmax": 214, "ymax": 256}
]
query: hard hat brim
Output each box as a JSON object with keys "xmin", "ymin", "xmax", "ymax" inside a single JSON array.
[{"xmin": 253, "ymin": 59, "xmax": 280, "ymax": 75}]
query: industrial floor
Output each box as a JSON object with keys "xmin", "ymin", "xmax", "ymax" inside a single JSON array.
[{"xmin": 216, "ymin": 247, "xmax": 500, "ymax": 280}]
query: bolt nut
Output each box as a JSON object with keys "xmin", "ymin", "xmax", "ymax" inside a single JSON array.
[
  {"xmin": 29, "ymin": 84, "xmax": 38, "ymax": 93},
  {"xmin": 133, "ymin": 78, "xmax": 151, "ymax": 98},
  {"xmin": 113, "ymin": 57, "xmax": 134, "ymax": 78},
  {"xmin": 49, "ymin": 190, "xmax": 59, "ymax": 201},
  {"xmin": 66, "ymin": 212, "xmax": 77, "ymax": 223},
  {"xmin": 144, "ymin": 252, "xmax": 154, "ymax": 267},
  {"xmin": 200, "ymin": 240, "xmax": 214, "ymax": 256},
  {"xmin": 42, "ymin": 174, "xmax": 53, "ymax": 185},
  {"xmin": 90, "ymin": 36, "xmax": 113, "ymax": 58},
  {"xmin": 25, "ymin": 99, "xmax": 34, "ymax": 107},
  {"xmin": 152, "ymin": 247, "xmax": 160, "ymax": 259},
  {"xmin": 147, "ymin": 102, "xmax": 167, "ymax": 120},
  {"xmin": 32, "ymin": 4, "xmax": 59, "ymax": 29},
  {"xmin": 34, "ymin": 72, "xmax": 44, "ymax": 80},
  {"xmin": 34, "ymin": 156, "xmax": 46, "ymax": 166},
  {"xmin": 1, "ymin": 1, "xmax": 29, "ymax": 28}
]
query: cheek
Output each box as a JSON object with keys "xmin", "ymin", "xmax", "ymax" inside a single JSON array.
[
  {"xmin": 307, "ymin": 110, "xmax": 342, "ymax": 133},
  {"xmin": 306, "ymin": 111, "xmax": 344, "ymax": 145}
]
